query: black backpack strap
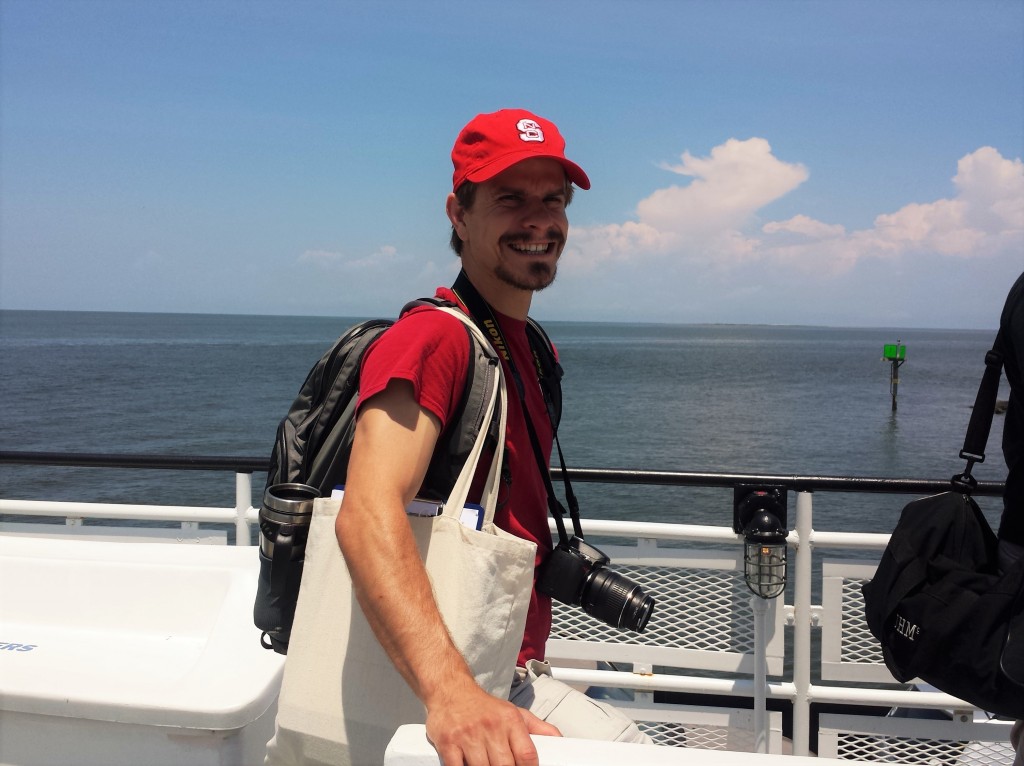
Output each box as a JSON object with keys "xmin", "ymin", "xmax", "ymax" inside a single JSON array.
[{"xmin": 953, "ymin": 329, "xmax": 1006, "ymax": 492}]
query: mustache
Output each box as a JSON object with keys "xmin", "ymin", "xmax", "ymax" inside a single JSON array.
[{"xmin": 501, "ymin": 228, "xmax": 566, "ymax": 246}]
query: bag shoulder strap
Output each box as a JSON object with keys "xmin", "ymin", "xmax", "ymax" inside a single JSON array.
[
  {"xmin": 426, "ymin": 306, "xmax": 505, "ymax": 521},
  {"xmin": 953, "ymin": 329, "xmax": 1006, "ymax": 492}
]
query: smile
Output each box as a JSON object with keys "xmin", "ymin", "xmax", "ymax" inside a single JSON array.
[{"xmin": 507, "ymin": 241, "xmax": 551, "ymax": 254}]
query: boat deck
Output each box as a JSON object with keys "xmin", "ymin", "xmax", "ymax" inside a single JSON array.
[{"xmin": 0, "ymin": 451, "xmax": 1015, "ymax": 765}]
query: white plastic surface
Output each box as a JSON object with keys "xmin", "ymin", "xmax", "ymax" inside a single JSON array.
[
  {"xmin": 383, "ymin": 724, "xmax": 864, "ymax": 765},
  {"xmin": 0, "ymin": 534, "xmax": 284, "ymax": 731}
]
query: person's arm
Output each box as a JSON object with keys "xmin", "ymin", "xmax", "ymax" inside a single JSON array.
[{"xmin": 335, "ymin": 378, "xmax": 559, "ymax": 765}]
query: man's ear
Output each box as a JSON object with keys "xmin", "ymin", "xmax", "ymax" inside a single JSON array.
[{"xmin": 446, "ymin": 193, "xmax": 467, "ymax": 241}]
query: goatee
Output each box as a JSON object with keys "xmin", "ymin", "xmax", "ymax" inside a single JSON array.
[{"xmin": 496, "ymin": 261, "xmax": 557, "ymax": 292}]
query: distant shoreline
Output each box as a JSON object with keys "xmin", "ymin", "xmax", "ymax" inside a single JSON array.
[{"xmin": 0, "ymin": 308, "xmax": 999, "ymax": 335}]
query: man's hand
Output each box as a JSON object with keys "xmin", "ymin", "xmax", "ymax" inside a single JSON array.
[{"xmin": 425, "ymin": 678, "xmax": 561, "ymax": 766}]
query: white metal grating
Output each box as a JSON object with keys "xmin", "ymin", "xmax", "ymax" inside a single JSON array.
[
  {"xmin": 835, "ymin": 734, "xmax": 1015, "ymax": 764},
  {"xmin": 547, "ymin": 544, "xmax": 785, "ymax": 675},
  {"xmin": 551, "ymin": 565, "xmax": 754, "ymax": 651},
  {"xmin": 544, "ymin": 542, "xmax": 787, "ymax": 753},
  {"xmin": 838, "ymin": 733, "xmax": 965, "ymax": 762},
  {"xmin": 821, "ymin": 560, "xmax": 898, "ymax": 683},
  {"xmin": 639, "ymin": 720, "xmax": 736, "ymax": 750},
  {"xmin": 818, "ymin": 713, "xmax": 1015, "ymax": 764},
  {"xmin": 613, "ymin": 701, "xmax": 783, "ymax": 752}
]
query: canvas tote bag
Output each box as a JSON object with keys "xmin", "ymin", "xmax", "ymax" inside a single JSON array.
[{"xmin": 265, "ymin": 311, "xmax": 537, "ymax": 766}]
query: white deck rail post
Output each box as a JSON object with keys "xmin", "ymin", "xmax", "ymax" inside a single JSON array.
[
  {"xmin": 235, "ymin": 472, "xmax": 253, "ymax": 546},
  {"xmin": 791, "ymin": 490, "xmax": 814, "ymax": 757},
  {"xmin": 751, "ymin": 594, "xmax": 770, "ymax": 753}
]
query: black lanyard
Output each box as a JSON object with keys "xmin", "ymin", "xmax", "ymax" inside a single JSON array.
[{"xmin": 451, "ymin": 270, "xmax": 582, "ymax": 543}]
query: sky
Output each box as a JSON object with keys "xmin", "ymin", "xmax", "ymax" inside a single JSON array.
[{"xmin": 1, "ymin": 0, "xmax": 1021, "ymax": 329}]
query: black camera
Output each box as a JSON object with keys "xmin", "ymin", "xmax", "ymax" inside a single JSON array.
[{"xmin": 537, "ymin": 536, "xmax": 654, "ymax": 632}]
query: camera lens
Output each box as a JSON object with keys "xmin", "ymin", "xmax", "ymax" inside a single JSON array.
[{"xmin": 581, "ymin": 567, "xmax": 655, "ymax": 633}]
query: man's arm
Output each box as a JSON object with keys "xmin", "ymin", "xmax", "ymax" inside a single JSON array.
[{"xmin": 335, "ymin": 378, "xmax": 558, "ymax": 765}]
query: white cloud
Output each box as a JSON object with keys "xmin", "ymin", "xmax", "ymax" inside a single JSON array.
[
  {"xmin": 293, "ymin": 244, "xmax": 462, "ymax": 315},
  {"xmin": 761, "ymin": 146, "xmax": 1023, "ymax": 275},
  {"xmin": 563, "ymin": 141, "xmax": 1023, "ymax": 280},
  {"xmin": 955, "ymin": 146, "xmax": 1024, "ymax": 229},
  {"xmin": 563, "ymin": 137, "xmax": 808, "ymax": 271},
  {"xmin": 649, "ymin": 137, "xmax": 809, "ymax": 233},
  {"xmin": 762, "ymin": 215, "xmax": 846, "ymax": 240},
  {"xmin": 563, "ymin": 221, "xmax": 672, "ymax": 271},
  {"xmin": 298, "ymin": 245, "xmax": 399, "ymax": 270}
]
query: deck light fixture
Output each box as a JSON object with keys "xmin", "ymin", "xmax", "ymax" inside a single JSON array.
[{"xmin": 733, "ymin": 485, "xmax": 789, "ymax": 599}]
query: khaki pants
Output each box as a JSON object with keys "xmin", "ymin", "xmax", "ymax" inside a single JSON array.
[{"xmin": 508, "ymin": 660, "xmax": 653, "ymax": 745}]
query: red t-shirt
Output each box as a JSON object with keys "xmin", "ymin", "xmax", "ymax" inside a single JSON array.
[{"xmin": 356, "ymin": 287, "xmax": 555, "ymax": 664}]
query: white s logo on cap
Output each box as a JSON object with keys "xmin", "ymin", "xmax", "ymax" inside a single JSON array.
[{"xmin": 517, "ymin": 119, "xmax": 545, "ymax": 143}]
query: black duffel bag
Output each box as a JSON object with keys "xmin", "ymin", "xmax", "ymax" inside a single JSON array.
[
  {"xmin": 862, "ymin": 338, "xmax": 1024, "ymax": 719},
  {"xmin": 862, "ymin": 490, "xmax": 1024, "ymax": 718}
]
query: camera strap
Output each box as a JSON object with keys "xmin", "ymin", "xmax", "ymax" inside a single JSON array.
[{"xmin": 452, "ymin": 270, "xmax": 582, "ymax": 546}]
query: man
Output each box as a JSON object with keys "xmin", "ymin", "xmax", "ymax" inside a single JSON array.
[
  {"xmin": 335, "ymin": 109, "xmax": 650, "ymax": 766},
  {"xmin": 999, "ymin": 270, "xmax": 1024, "ymax": 574},
  {"xmin": 996, "ymin": 271, "xmax": 1024, "ymax": 766}
]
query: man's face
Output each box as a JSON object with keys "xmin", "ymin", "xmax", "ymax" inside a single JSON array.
[{"xmin": 453, "ymin": 157, "xmax": 570, "ymax": 293}]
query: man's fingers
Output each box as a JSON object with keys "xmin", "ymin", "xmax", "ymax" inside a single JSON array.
[
  {"xmin": 519, "ymin": 708, "xmax": 562, "ymax": 738},
  {"xmin": 427, "ymin": 694, "xmax": 545, "ymax": 765},
  {"xmin": 505, "ymin": 723, "xmax": 541, "ymax": 766}
]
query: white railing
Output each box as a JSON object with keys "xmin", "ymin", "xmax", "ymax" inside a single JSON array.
[
  {"xmin": 0, "ymin": 462, "xmax": 1015, "ymax": 762},
  {"xmin": 534, "ymin": 490, "xmax": 1010, "ymax": 759},
  {"xmin": 0, "ymin": 471, "xmax": 258, "ymax": 544}
]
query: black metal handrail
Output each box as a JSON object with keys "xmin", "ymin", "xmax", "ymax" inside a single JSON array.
[
  {"xmin": 0, "ymin": 450, "xmax": 264, "ymax": 472},
  {"xmin": 0, "ymin": 450, "xmax": 1004, "ymax": 497}
]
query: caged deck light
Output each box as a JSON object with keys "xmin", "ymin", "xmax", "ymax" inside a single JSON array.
[{"xmin": 732, "ymin": 485, "xmax": 789, "ymax": 599}]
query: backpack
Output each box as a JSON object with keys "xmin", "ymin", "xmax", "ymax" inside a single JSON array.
[{"xmin": 254, "ymin": 297, "xmax": 561, "ymax": 653}]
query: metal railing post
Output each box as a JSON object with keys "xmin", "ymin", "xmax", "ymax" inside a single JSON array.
[
  {"xmin": 235, "ymin": 472, "xmax": 253, "ymax": 546},
  {"xmin": 791, "ymin": 490, "xmax": 814, "ymax": 756},
  {"xmin": 751, "ymin": 595, "xmax": 770, "ymax": 753}
]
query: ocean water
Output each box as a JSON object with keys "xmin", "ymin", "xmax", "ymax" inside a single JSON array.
[{"xmin": 0, "ymin": 310, "xmax": 1008, "ymax": 535}]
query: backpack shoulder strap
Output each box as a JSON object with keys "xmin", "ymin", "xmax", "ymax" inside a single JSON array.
[{"xmin": 398, "ymin": 299, "xmax": 504, "ymax": 500}]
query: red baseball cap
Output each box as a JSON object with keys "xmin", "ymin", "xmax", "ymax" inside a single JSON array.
[{"xmin": 451, "ymin": 109, "xmax": 591, "ymax": 192}]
